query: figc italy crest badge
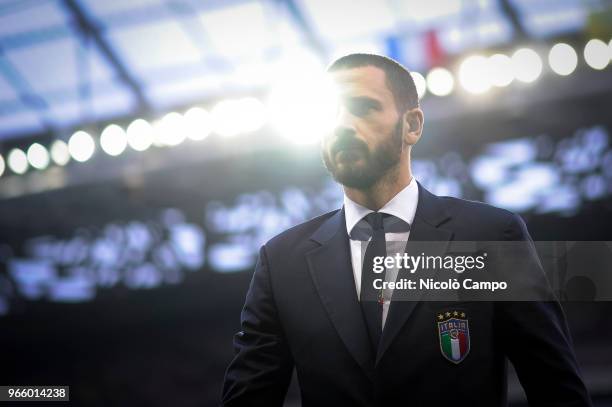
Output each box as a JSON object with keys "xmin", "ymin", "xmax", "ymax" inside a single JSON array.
[{"xmin": 437, "ymin": 310, "xmax": 470, "ymax": 364}]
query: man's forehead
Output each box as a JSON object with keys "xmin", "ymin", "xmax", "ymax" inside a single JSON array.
[{"xmin": 329, "ymin": 66, "xmax": 392, "ymax": 99}]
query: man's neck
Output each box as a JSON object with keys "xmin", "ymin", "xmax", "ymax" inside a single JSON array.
[{"xmin": 343, "ymin": 165, "xmax": 413, "ymax": 211}]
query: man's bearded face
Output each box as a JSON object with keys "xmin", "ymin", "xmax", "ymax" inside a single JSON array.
[{"xmin": 322, "ymin": 66, "xmax": 404, "ymax": 189}]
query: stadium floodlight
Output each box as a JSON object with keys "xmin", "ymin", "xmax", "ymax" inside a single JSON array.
[
  {"xmin": 236, "ymin": 97, "xmax": 267, "ymax": 133},
  {"xmin": 268, "ymin": 70, "xmax": 338, "ymax": 144},
  {"xmin": 488, "ymin": 54, "xmax": 514, "ymax": 87},
  {"xmin": 50, "ymin": 140, "xmax": 70, "ymax": 166},
  {"xmin": 7, "ymin": 148, "xmax": 28, "ymax": 174},
  {"xmin": 154, "ymin": 112, "xmax": 187, "ymax": 146},
  {"xmin": 127, "ymin": 119, "xmax": 154, "ymax": 151},
  {"xmin": 426, "ymin": 67, "xmax": 454, "ymax": 96},
  {"xmin": 184, "ymin": 107, "xmax": 212, "ymax": 141},
  {"xmin": 68, "ymin": 130, "xmax": 95, "ymax": 162},
  {"xmin": 210, "ymin": 100, "xmax": 244, "ymax": 137},
  {"xmin": 548, "ymin": 43, "xmax": 578, "ymax": 76},
  {"xmin": 584, "ymin": 39, "xmax": 609, "ymax": 70},
  {"xmin": 410, "ymin": 72, "xmax": 427, "ymax": 99},
  {"xmin": 27, "ymin": 143, "xmax": 50, "ymax": 170},
  {"xmin": 185, "ymin": 99, "xmax": 264, "ymax": 141},
  {"xmin": 511, "ymin": 48, "xmax": 542, "ymax": 83},
  {"xmin": 459, "ymin": 55, "xmax": 492, "ymax": 94},
  {"xmin": 100, "ymin": 124, "xmax": 128, "ymax": 156}
]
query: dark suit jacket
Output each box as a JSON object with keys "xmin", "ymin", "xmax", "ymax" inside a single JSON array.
[{"xmin": 221, "ymin": 182, "xmax": 591, "ymax": 406}]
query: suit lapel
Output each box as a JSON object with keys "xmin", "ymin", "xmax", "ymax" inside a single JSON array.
[
  {"xmin": 376, "ymin": 182, "xmax": 454, "ymax": 364},
  {"xmin": 306, "ymin": 208, "xmax": 376, "ymax": 380}
]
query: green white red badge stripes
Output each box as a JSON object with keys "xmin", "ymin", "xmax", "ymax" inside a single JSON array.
[{"xmin": 437, "ymin": 310, "xmax": 470, "ymax": 364}]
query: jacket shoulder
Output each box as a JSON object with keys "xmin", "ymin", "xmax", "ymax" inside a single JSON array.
[
  {"xmin": 440, "ymin": 195, "xmax": 515, "ymax": 221},
  {"xmin": 435, "ymin": 195, "xmax": 524, "ymax": 239},
  {"xmin": 264, "ymin": 209, "xmax": 339, "ymax": 251}
]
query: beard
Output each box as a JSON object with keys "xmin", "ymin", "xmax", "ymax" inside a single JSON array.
[{"xmin": 322, "ymin": 120, "xmax": 403, "ymax": 189}]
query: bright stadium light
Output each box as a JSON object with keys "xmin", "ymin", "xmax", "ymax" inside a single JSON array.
[
  {"xmin": 426, "ymin": 67, "xmax": 454, "ymax": 96},
  {"xmin": 0, "ymin": 154, "xmax": 5, "ymax": 177},
  {"xmin": 50, "ymin": 140, "xmax": 70, "ymax": 166},
  {"xmin": 184, "ymin": 107, "xmax": 212, "ymax": 141},
  {"xmin": 511, "ymin": 48, "xmax": 543, "ymax": 83},
  {"xmin": 584, "ymin": 39, "xmax": 609, "ymax": 70},
  {"xmin": 548, "ymin": 43, "xmax": 578, "ymax": 76},
  {"xmin": 27, "ymin": 143, "xmax": 50, "ymax": 170},
  {"xmin": 268, "ymin": 70, "xmax": 338, "ymax": 144},
  {"xmin": 68, "ymin": 130, "xmax": 95, "ymax": 162},
  {"xmin": 211, "ymin": 100, "xmax": 244, "ymax": 137},
  {"xmin": 410, "ymin": 72, "xmax": 427, "ymax": 99},
  {"xmin": 154, "ymin": 112, "xmax": 187, "ymax": 146},
  {"xmin": 100, "ymin": 124, "xmax": 128, "ymax": 156},
  {"xmin": 7, "ymin": 148, "xmax": 28, "ymax": 174},
  {"xmin": 459, "ymin": 55, "xmax": 491, "ymax": 94},
  {"xmin": 488, "ymin": 54, "xmax": 514, "ymax": 87},
  {"xmin": 127, "ymin": 119, "xmax": 154, "ymax": 151},
  {"xmin": 236, "ymin": 97, "xmax": 267, "ymax": 133}
]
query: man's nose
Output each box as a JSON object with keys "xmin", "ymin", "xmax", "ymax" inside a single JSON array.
[{"xmin": 333, "ymin": 107, "xmax": 357, "ymax": 139}]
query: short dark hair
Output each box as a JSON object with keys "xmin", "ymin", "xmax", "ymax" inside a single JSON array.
[{"xmin": 327, "ymin": 53, "xmax": 419, "ymax": 113}]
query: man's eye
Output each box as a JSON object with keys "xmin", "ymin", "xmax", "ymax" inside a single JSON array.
[{"xmin": 347, "ymin": 102, "xmax": 376, "ymax": 117}]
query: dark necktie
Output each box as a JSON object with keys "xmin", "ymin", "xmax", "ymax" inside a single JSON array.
[{"xmin": 359, "ymin": 212, "xmax": 387, "ymax": 353}]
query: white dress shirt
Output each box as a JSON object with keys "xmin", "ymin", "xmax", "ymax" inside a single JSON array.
[{"xmin": 343, "ymin": 177, "xmax": 419, "ymax": 329}]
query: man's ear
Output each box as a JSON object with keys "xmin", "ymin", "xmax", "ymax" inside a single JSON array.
[{"xmin": 402, "ymin": 107, "xmax": 424, "ymax": 146}]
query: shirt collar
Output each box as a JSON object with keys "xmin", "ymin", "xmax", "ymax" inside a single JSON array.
[{"xmin": 343, "ymin": 177, "xmax": 419, "ymax": 236}]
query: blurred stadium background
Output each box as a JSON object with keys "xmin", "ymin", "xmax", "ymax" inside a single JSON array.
[{"xmin": 0, "ymin": 0, "xmax": 611, "ymax": 405}]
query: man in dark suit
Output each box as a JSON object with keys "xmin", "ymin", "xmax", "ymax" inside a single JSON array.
[{"xmin": 221, "ymin": 54, "xmax": 591, "ymax": 406}]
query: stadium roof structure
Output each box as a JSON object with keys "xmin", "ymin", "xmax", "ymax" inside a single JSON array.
[{"xmin": 0, "ymin": 0, "xmax": 608, "ymax": 141}]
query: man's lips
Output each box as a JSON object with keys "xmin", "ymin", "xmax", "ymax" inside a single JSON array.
[
  {"xmin": 334, "ymin": 147, "xmax": 364, "ymax": 162},
  {"xmin": 335, "ymin": 146, "xmax": 362, "ymax": 153},
  {"xmin": 332, "ymin": 141, "xmax": 366, "ymax": 157}
]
